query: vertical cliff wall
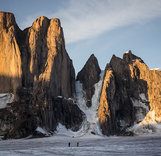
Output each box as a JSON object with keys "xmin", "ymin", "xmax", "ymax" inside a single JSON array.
[
  {"xmin": 0, "ymin": 12, "xmax": 22, "ymax": 97},
  {"xmin": 0, "ymin": 12, "xmax": 83, "ymax": 139}
]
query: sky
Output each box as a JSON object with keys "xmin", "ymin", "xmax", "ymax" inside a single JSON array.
[{"xmin": 1, "ymin": 0, "xmax": 161, "ymax": 73}]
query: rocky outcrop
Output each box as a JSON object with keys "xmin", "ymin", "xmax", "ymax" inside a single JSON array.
[
  {"xmin": 53, "ymin": 97, "xmax": 84, "ymax": 131},
  {"xmin": 98, "ymin": 51, "xmax": 161, "ymax": 136},
  {"xmin": 0, "ymin": 12, "xmax": 83, "ymax": 139},
  {"xmin": 76, "ymin": 54, "xmax": 101, "ymax": 107}
]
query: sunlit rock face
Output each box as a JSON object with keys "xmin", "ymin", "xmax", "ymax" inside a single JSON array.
[
  {"xmin": 76, "ymin": 54, "xmax": 101, "ymax": 107},
  {"xmin": 0, "ymin": 12, "xmax": 83, "ymax": 139},
  {"xmin": 0, "ymin": 12, "xmax": 22, "ymax": 98},
  {"xmin": 98, "ymin": 51, "xmax": 161, "ymax": 135},
  {"xmin": 21, "ymin": 15, "xmax": 75, "ymax": 98}
]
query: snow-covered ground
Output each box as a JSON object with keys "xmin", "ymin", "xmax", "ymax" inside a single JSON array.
[{"xmin": 0, "ymin": 135, "xmax": 161, "ymax": 156}]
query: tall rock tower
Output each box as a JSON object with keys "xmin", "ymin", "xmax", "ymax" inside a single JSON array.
[{"xmin": 0, "ymin": 12, "xmax": 83, "ymax": 139}]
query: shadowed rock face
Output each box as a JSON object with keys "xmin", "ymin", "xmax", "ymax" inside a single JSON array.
[
  {"xmin": 76, "ymin": 54, "xmax": 101, "ymax": 107},
  {"xmin": 0, "ymin": 12, "xmax": 83, "ymax": 139},
  {"xmin": 98, "ymin": 51, "xmax": 161, "ymax": 136}
]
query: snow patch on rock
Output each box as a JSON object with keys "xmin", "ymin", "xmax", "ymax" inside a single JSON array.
[
  {"xmin": 139, "ymin": 93, "xmax": 148, "ymax": 102},
  {"xmin": 150, "ymin": 68, "xmax": 161, "ymax": 71},
  {"xmin": 128, "ymin": 122, "xmax": 161, "ymax": 136},
  {"xmin": 55, "ymin": 123, "xmax": 83, "ymax": 137},
  {"xmin": 0, "ymin": 93, "xmax": 14, "ymax": 109},
  {"xmin": 131, "ymin": 93, "xmax": 149, "ymax": 123},
  {"xmin": 129, "ymin": 94, "xmax": 161, "ymax": 136},
  {"xmin": 124, "ymin": 50, "xmax": 131, "ymax": 54},
  {"xmin": 35, "ymin": 127, "xmax": 49, "ymax": 136}
]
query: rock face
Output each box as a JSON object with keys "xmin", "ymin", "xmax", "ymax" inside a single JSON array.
[
  {"xmin": 20, "ymin": 16, "xmax": 75, "ymax": 98},
  {"xmin": 0, "ymin": 12, "xmax": 83, "ymax": 139},
  {"xmin": 98, "ymin": 51, "xmax": 161, "ymax": 135},
  {"xmin": 76, "ymin": 54, "xmax": 101, "ymax": 107},
  {"xmin": 53, "ymin": 97, "xmax": 84, "ymax": 131},
  {"xmin": 0, "ymin": 12, "xmax": 22, "ymax": 98}
]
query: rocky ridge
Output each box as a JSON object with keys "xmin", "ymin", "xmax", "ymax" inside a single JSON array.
[{"xmin": 98, "ymin": 51, "xmax": 161, "ymax": 135}]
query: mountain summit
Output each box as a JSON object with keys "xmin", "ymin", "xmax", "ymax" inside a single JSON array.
[{"xmin": 76, "ymin": 54, "xmax": 101, "ymax": 107}]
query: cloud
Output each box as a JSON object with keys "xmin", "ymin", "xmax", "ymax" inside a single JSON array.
[{"xmin": 21, "ymin": 0, "xmax": 161, "ymax": 44}]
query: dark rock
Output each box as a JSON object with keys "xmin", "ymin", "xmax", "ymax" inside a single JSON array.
[
  {"xmin": 53, "ymin": 97, "xmax": 84, "ymax": 131},
  {"xmin": 32, "ymin": 131, "xmax": 48, "ymax": 138},
  {"xmin": 76, "ymin": 54, "xmax": 101, "ymax": 107},
  {"xmin": 31, "ymin": 127, "xmax": 52, "ymax": 138},
  {"xmin": 98, "ymin": 51, "xmax": 161, "ymax": 136},
  {"xmin": 123, "ymin": 50, "xmax": 144, "ymax": 64},
  {"xmin": 91, "ymin": 131, "xmax": 96, "ymax": 135}
]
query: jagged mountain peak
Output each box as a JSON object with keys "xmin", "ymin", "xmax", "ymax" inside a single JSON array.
[
  {"xmin": 76, "ymin": 54, "xmax": 101, "ymax": 107},
  {"xmin": 123, "ymin": 50, "xmax": 144, "ymax": 64},
  {"xmin": 31, "ymin": 16, "xmax": 49, "ymax": 30},
  {"xmin": 0, "ymin": 11, "xmax": 19, "ymax": 31},
  {"xmin": 77, "ymin": 54, "xmax": 100, "ymax": 79}
]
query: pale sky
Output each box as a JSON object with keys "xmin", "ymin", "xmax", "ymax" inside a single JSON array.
[{"xmin": 1, "ymin": 0, "xmax": 161, "ymax": 73}]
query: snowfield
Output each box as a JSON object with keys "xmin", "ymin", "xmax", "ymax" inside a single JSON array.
[{"xmin": 0, "ymin": 135, "xmax": 161, "ymax": 156}]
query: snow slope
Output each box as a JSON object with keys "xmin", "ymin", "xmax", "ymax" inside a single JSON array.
[
  {"xmin": 74, "ymin": 71, "xmax": 104, "ymax": 136},
  {"xmin": 55, "ymin": 71, "xmax": 104, "ymax": 137}
]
